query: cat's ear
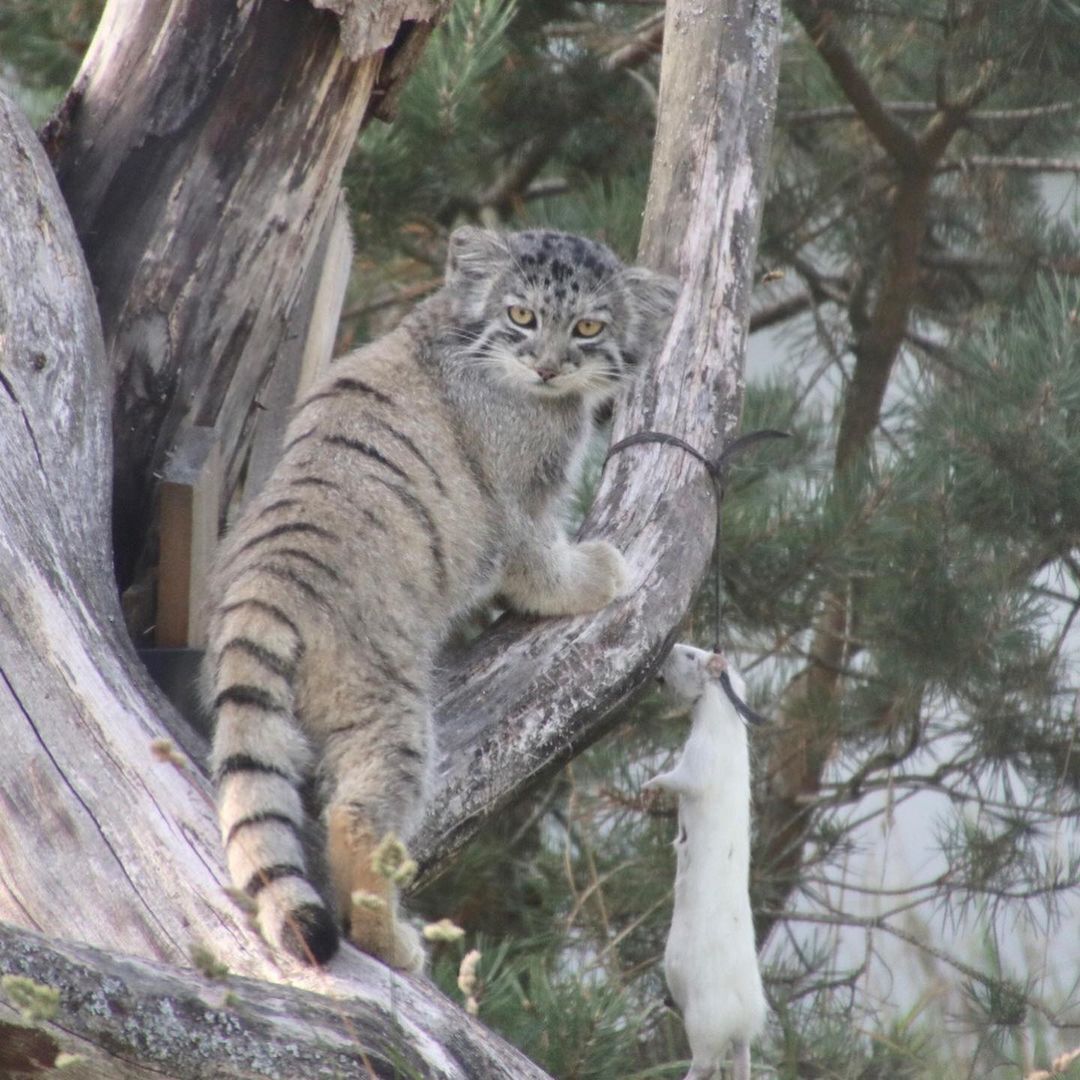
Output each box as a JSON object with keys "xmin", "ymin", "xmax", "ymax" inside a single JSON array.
[
  {"xmin": 446, "ymin": 226, "xmax": 510, "ymax": 286},
  {"xmin": 445, "ymin": 227, "xmax": 509, "ymax": 319},
  {"xmin": 622, "ymin": 265, "xmax": 680, "ymax": 356}
]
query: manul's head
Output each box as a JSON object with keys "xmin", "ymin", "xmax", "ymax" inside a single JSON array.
[{"xmin": 445, "ymin": 227, "xmax": 678, "ymax": 405}]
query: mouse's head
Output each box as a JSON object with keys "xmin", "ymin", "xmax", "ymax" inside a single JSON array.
[{"xmin": 656, "ymin": 643, "xmax": 731, "ymax": 703}]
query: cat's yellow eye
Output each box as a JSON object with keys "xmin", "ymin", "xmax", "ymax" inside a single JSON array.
[
  {"xmin": 573, "ymin": 318, "xmax": 605, "ymax": 339},
  {"xmin": 507, "ymin": 305, "xmax": 537, "ymax": 328}
]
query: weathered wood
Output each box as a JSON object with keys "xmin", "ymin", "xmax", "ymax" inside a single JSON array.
[
  {"xmin": 417, "ymin": 0, "xmax": 781, "ymax": 874},
  {"xmin": 0, "ymin": 921, "xmax": 549, "ymax": 1080},
  {"xmin": 0, "ymin": 86, "xmax": 229, "ymax": 970},
  {"xmin": 157, "ymin": 427, "xmax": 222, "ymax": 648},
  {"xmin": 49, "ymin": 0, "xmax": 444, "ymax": 590},
  {"xmin": 242, "ymin": 195, "xmax": 353, "ymax": 506},
  {"xmin": 0, "ymin": 84, "xmax": 547, "ymax": 1079}
]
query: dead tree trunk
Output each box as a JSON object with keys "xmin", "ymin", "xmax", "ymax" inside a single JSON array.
[
  {"xmin": 0, "ymin": 0, "xmax": 780, "ymax": 1071},
  {"xmin": 0, "ymin": 80, "xmax": 546, "ymax": 1079},
  {"xmin": 48, "ymin": 0, "xmax": 442, "ymax": 593}
]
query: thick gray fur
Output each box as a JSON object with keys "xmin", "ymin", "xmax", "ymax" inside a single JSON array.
[{"xmin": 204, "ymin": 227, "xmax": 678, "ymax": 969}]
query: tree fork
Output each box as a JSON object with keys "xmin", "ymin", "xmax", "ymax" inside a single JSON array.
[
  {"xmin": 0, "ymin": 0, "xmax": 782, "ymax": 1069},
  {"xmin": 415, "ymin": 0, "xmax": 782, "ymax": 877},
  {"xmin": 48, "ymin": 0, "xmax": 444, "ymax": 591}
]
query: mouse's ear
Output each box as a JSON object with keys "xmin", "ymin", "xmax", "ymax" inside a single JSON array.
[{"xmin": 705, "ymin": 651, "xmax": 727, "ymax": 678}]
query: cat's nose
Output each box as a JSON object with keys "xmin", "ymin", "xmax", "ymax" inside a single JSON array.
[{"xmin": 536, "ymin": 366, "xmax": 558, "ymax": 383}]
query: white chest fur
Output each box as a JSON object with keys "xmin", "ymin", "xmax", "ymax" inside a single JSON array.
[{"xmin": 645, "ymin": 645, "xmax": 767, "ymax": 1080}]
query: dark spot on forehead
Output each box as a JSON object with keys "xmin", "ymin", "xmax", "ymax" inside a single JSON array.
[
  {"xmin": 549, "ymin": 259, "xmax": 572, "ymax": 282},
  {"xmin": 511, "ymin": 230, "xmax": 620, "ymax": 282}
]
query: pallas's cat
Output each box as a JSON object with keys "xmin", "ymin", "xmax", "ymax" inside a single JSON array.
[{"xmin": 205, "ymin": 227, "xmax": 677, "ymax": 968}]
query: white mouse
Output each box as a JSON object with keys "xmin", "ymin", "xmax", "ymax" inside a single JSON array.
[{"xmin": 645, "ymin": 644, "xmax": 767, "ymax": 1080}]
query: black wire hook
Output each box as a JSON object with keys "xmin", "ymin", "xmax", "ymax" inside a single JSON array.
[{"xmin": 605, "ymin": 426, "xmax": 789, "ymax": 724}]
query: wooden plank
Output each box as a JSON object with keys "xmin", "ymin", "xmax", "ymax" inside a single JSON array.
[
  {"xmin": 242, "ymin": 195, "xmax": 353, "ymax": 506},
  {"xmin": 297, "ymin": 195, "xmax": 354, "ymax": 397},
  {"xmin": 157, "ymin": 427, "xmax": 221, "ymax": 648}
]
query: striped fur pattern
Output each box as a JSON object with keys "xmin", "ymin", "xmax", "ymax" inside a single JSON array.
[{"xmin": 205, "ymin": 227, "xmax": 678, "ymax": 969}]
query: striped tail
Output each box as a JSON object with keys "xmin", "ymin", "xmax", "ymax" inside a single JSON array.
[{"xmin": 208, "ymin": 596, "xmax": 339, "ymax": 965}]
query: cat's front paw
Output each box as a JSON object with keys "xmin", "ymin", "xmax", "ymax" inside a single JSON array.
[{"xmin": 570, "ymin": 539, "xmax": 629, "ymax": 612}]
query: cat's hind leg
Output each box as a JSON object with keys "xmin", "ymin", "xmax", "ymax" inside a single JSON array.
[
  {"xmin": 316, "ymin": 670, "xmax": 432, "ymax": 972},
  {"xmin": 326, "ymin": 807, "xmax": 424, "ymax": 972}
]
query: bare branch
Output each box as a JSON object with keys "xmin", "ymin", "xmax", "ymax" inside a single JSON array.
[
  {"xmin": 603, "ymin": 13, "xmax": 665, "ymax": 71},
  {"xmin": 939, "ymin": 154, "xmax": 1080, "ymax": 174},
  {"xmin": 787, "ymin": 0, "xmax": 920, "ymax": 167},
  {"xmin": 766, "ymin": 907, "xmax": 1065, "ymax": 1025},
  {"xmin": 750, "ymin": 290, "xmax": 817, "ymax": 332},
  {"xmin": 785, "ymin": 100, "xmax": 1080, "ymax": 125}
]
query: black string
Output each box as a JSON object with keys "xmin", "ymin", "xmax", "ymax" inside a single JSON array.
[{"xmin": 605, "ymin": 426, "xmax": 788, "ymax": 725}]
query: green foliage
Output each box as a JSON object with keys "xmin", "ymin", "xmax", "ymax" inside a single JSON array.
[
  {"xmin": 340, "ymin": 0, "xmax": 658, "ymax": 344},
  {"xmin": 347, "ymin": 0, "xmax": 519, "ymax": 248},
  {"xmin": 0, "ymin": 0, "xmax": 101, "ymax": 121},
  {"xmin": 1, "ymin": 974, "xmax": 60, "ymax": 1023},
  {"xmin": 189, "ymin": 942, "xmax": 230, "ymax": 981}
]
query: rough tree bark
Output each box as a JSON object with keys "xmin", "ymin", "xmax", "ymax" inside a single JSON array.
[
  {"xmin": 48, "ymin": 0, "xmax": 442, "ymax": 592},
  {"xmin": 0, "ymin": 923, "xmax": 544, "ymax": 1079},
  {"xmin": 0, "ymin": 0, "xmax": 780, "ymax": 1071}
]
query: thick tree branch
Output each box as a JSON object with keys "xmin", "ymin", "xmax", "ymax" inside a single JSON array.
[
  {"xmin": 415, "ymin": 0, "xmax": 781, "ymax": 876},
  {"xmin": 0, "ymin": 921, "xmax": 547, "ymax": 1079}
]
